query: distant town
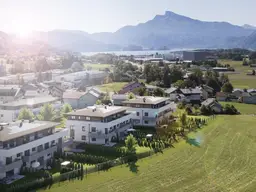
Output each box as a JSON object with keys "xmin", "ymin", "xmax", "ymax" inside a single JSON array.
[{"xmin": 0, "ymin": 47, "xmax": 256, "ymax": 191}]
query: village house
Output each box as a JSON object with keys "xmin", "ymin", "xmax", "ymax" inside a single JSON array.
[
  {"xmin": 0, "ymin": 121, "xmax": 70, "ymax": 179},
  {"xmin": 112, "ymin": 94, "xmax": 129, "ymax": 106},
  {"xmin": 122, "ymin": 96, "xmax": 176, "ymax": 127},
  {"xmin": 65, "ymin": 105, "xmax": 134, "ymax": 145},
  {"xmin": 0, "ymin": 96, "xmax": 61, "ymax": 122},
  {"xmin": 63, "ymin": 88, "xmax": 103, "ymax": 109},
  {"xmin": 216, "ymin": 92, "xmax": 228, "ymax": 101},
  {"xmin": 201, "ymin": 98, "xmax": 223, "ymax": 113}
]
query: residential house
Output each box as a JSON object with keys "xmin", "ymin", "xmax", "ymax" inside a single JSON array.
[
  {"xmin": 179, "ymin": 88, "xmax": 202, "ymax": 104},
  {"xmin": 65, "ymin": 105, "xmax": 134, "ymax": 145},
  {"xmin": 49, "ymin": 85, "xmax": 64, "ymax": 98},
  {"xmin": 0, "ymin": 121, "xmax": 70, "ymax": 179},
  {"xmin": 112, "ymin": 94, "xmax": 128, "ymax": 106},
  {"xmin": 201, "ymin": 98, "xmax": 223, "ymax": 113},
  {"xmin": 145, "ymin": 85, "xmax": 159, "ymax": 94},
  {"xmin": 232, "ymin": 89, "xmax": 244, "ymax": 98},
  {"xmin": 118, "ymin": 82, "xmax": 144, "ymax": 94},
  {"xmin": 122, "ymin": 96, "xmax": 176, "ymax": 127},
  {"xmin": 240, "ymin": 94, "xmax": 256, "ymax": 104},
  {"xmin": 63, "ymin": 87, "xmax": 103, "ymax": 109},
  {"xmin": 164, "ymin": 87, "xmax": 178, "ymax": 101},
  {"xmin": 247, "ymin": 89, "xmax": 256, "ymax": 96},
  {"xmin": 216, "ymin": 92, "xmax": 228, "ymax": 101},
  {"xmin": 0, "ymin": 86, "xmax": 24, "ymax": 104},
  {"xmin": 201, "ymin": 85, "xmax": 214, "ymax": 100},
  {"xmin": 0, "ymin": 96, "xmax": 61, "ymax": 122}
]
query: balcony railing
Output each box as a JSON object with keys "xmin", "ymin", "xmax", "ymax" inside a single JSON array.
[{"xmin": 22, "ymin": 145, "xmax": 57, "ymax": 162}]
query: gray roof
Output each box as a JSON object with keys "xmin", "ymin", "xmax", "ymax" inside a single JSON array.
[
  {"xmin": 0, "ymin": 96, "xmax": 59, "ymax": 108},
  {"xmin": 0, "ymin": 121, "xmax": 60, "ymax": 142},
  {"xmin": 112, "ymin": 94, "xmax": 128, "ymax": 100},
  {"xmin": 165, "ymin": 87, "xmax": 178, "ymax": 94},
  {"xmin": 122, "ymin": 96, "xmax": 169, "ymax": 105},
  {"xmin": 247, "ymin": 89, "xmax": 256, "ymax": 93},
  {"xmin": 201, "ymin": 98, "xmax": 216, "ymax": 106},
  {"xmin": 180, "ymin": 88, "xmax": 202, "ymax": 95},
  {"xmin": 67, "ymin": 105, "xmax": 129, "ymax": 118},
  {"xmin": 145, "ymin": 85, "xmax": 159, "ymax": 89},
  {"xmin": 63, "ymin": 91, "xmax": 86, "ymax": 99}
]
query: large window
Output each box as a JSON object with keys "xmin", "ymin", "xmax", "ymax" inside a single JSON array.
[
  {"xmin": 136, "ymin": 112, "xmax": 140, "ymax": 116},
  {"xmin": 86, "ymin": 117, "xmax": 91, "ymax": 120},
  {"xmin": 144, "ymin": 112, "xmax": 148, "ymax": 116},
  {"xmin": 92, "ymin": 138, "xmax": 96, "ymax": 142},
  {"xmin": 144, "ymin": 120, "xmax": 149, "ymax": 124},
  {"xmin": 91, "ymin": 127, "xmax": 96, "ymax": 132},
  {"xmin": 81, "ymin": 135, "xmax": 86, "ymax": 140},
  {"xmin": 82, "ymin": 126, "xmax": 86, "ymax": 131}
]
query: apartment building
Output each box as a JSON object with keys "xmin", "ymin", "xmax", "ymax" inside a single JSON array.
[
  {"xmin": 66, "ymin": 105, "xmax": 134, "ymax": 145},
  {"xmin": 122, "ymin": 96, "xmax": 176, "ymax": 127},
  {"xmin": 0, "ymin": 96, "xmax": 61, "ymax": 122},
  {"xmin": 0, "ymin": 86, "xmax": 24, "ymax": 104},
  {"xmin": 0, "ymin": 121, "xmax": 69, "ymax": 179}
]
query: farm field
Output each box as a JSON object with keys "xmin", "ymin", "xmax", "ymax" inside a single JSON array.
[
  {"xmin": 218, "ymin": 59, "xmax": 256, "ymax": 88},
  {"xmin": 220, "ymin": 102, "xmax": 256, "ymax": 114},
  {"xmin": 84, "ymin": 63, "xmax": 112, "ymax": 70},
  {"xmin": 41, "ymin": 115, "xmax": 256, "ymax": 192},
  {"xmin": 97, "ymin": 82, "xmax": 127, "ymax": 92}
]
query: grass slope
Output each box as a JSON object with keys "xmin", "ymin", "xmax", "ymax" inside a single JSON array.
[
  {"xmin": 218, "ymin": 59, "xmax": 256, "ymax": 88},
  {"xmin": 42, "ymin": 115, "xmax": 256, "ymax": 192},
  {"xmin": 97, "ymin": 82, "xmax": 127, "ymax": 92},
  {"xmin": 220, "ymin": 102, "xmax": 256, "ymax": 114},
  {"xmin": 84, "ymin": 63, "xmax": 112, "ymax": 70}
]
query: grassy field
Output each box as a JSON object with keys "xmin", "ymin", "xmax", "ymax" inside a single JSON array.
[
  {"xmin": 218, "ymin": 59, "xmax": 256, "ymax": 88},
  {"xmin": 220, "ymin": 102, "xmax": 256, "ymax": 114},
  {"xmin": 41, "ymin": 115, "xmax": 256, "ymax": 192},
  {"xmin": 97, "ymin": 82, "xmax": 127, "ymax": 92},
  {"xmin": 84, "ymin": 63, "xmax": 112, "ymax": 70}
]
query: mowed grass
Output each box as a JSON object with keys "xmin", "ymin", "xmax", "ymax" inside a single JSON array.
[
  {"xmin": 84, "ymin": 63, "xmax": 112, "ymax": 70},
  {"xmin": 97, "ymin": 82, "xmax": 127, "ymax": 92},
  {"xmin": 220, "ymin": 102, "xmax": 256, "ymax": 114},
  {"xmin": 218, "ymin": 59, "xmax": 256, "ymax": 88},
  {"xmin": 41, "ymin": 115, "xmax": 256, "ymax": 192}
]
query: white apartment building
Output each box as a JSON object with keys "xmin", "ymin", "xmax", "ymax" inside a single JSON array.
[
  {"xmin": 0, "ymin": 121, "xmax": 70, "ymax": 179},
  {"xmin": 122, "ymin": 96, "xmax": 176, "ymax": 127},
  {"xmin": 66, "ymin": 105, "xmax": 134, "ymax": 145},
  {"xmin": 0, "ymin": 96, "xmax": 62, "ymax": 122}
]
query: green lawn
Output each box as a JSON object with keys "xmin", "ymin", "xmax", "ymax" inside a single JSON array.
[
  {"xmin": 84, "ymin": 63, "xmax": 112, "ymax": 70},
  {"xmin": 220, "ymin": 102, "xmax": 256, "ymax": 114},
  {"xmin": 218, "ymin": 59, "xmax": 256, "ymax": 88},
  {"xmin": 97, "ymin": 82, "xmax": 127, "ymax": 92},
  {"xmin": 41, "ymin": 115, "xmax": 256, "ymax": 192}
]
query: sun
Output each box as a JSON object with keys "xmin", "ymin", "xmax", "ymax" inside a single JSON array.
[{"xmin": 13, "ymin": 24, "xmax": 32, "ymax": 38}]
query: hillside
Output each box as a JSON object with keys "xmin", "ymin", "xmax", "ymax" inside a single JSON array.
[{"xmin": 41, "ymin": 115, "xmax": 256, "ymax": 192}]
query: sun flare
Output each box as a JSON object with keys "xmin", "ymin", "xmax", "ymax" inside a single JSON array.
[{"xmin": 13, "ymin": 24, "xmax": 32, "ymax": 38}]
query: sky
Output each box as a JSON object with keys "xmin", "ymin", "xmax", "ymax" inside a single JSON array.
[{"xmin": 0, "ymin": 0, "xmax": 256, "ymax": 35}]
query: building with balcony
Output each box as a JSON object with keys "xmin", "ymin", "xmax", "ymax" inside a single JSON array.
[
  {"xmin": 0, "ymin": 121, "xmax": 69, "ymax": 179},
  {"xmin": 122, "ymin": 96, "xmax": 176, "ymax": 127},
  {"xmin": 65, "ymin": 105, "xmax": 134, "ymax": 145},
  {"xmin": 0, "ymin": 96, "xmax": 61, "ymax": 122}
]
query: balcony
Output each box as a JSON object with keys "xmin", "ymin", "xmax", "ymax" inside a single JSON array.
[
  {"xmin": 0, "ymin": 159, "xmax": 23, "ymax": 172},
  {"xmin": 22, "ymin": 145, "xmax": 57, "ymax": 162}
]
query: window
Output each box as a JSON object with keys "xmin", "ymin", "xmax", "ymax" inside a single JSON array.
[
  {"xmin": 81, "ymin": 135, "xmax": 86, "ymax": 140},
  {"xmin": 86, "ymin": 117, "xmax": 91, "ymax": 120},
  {"xmin": 92, "ymin": 138, "xmax": 96, "ymax": 142},
  {"xmin": 78, "ymin": 116, "xmax": 81, "ymax": 119},
  {"xmin": 71, "ymin": 116, "xmax": 75, "ymax": 120},
  {"xmin": 1, "ymin": 114, "xmax": 3, "ymax": 117},
  {"xmin": 144, "ymin": 112, "xmax": 148, "ymax": 116},
  {"xmin": 144, "ymin": 120, "xmax": 149, "ymax": 124},
  {"xmin": 91, "ymin": 127, "xmax": 96, "ymax": 132},
  {"xmin": 105, "ymin": 128, "xmax": 108, "ymax": 134},
  {"xmin": 32, "ymin": 147, "xmax": 36, "ymax": 152},
  {"xmin": 16, "ymin": 153, "xmax": 21, "ymax": 158},
  {"xmin": 136, "ymin": 112, "xmax": 140, "ymax": 116},
  {"xmin": 126, "ymin": 120, "xmax": 129, "ymax": 124},
  {"xmin": 135, "ymin": 104, "xmax": 140, "ymax": 108},
  {"xmin": 47, "ymin": 153, "xmax": 51, "ymax": 157},
  {"xmin": 82, "ymin": 126, "xmax": 85, "ymax": 131}
]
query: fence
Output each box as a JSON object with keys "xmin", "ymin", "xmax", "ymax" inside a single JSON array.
[{"xmin": 3, "ymin": 150, "xmax": 154, "ymax": 192}]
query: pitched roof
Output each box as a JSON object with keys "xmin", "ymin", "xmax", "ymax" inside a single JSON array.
[
  {"xmin": 180, "ymin": 88, "xmax": 202, "ymax": 94},
  {"xmin": 67, "ymin": 105, "xmax": 129, "ymax": 118},
  {"xmin": 122, "ymin": 96, "xmax": 169, "ymax": 105},
  {"xmin": 165, "ymin": 87, "xmax": 178, "ymax": 94},
  {"xmin": 63, "ymin": 91, "xmax": 86, "ymax": 99},
  {"xmin": 216, "ymin": 92, "xmax": 228, "ymax": 97},
  {"xmin": 201, "ymin": 98, "xmax": 216, "ymax": 106},
  {"xmin": 123, "ymin": 82, "xmax": 142, "ymax": 89},
  {"xmin": 112, "ymin": 94, "xmax": 128, "ymax": 100}
]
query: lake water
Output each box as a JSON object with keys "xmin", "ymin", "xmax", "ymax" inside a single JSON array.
[{"xmin": 81, "ymin": 48, "xmax": 195, "ymax": 56}]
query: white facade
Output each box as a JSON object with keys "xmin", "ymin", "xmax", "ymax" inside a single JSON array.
[
  {"xmin": 128, "ymin": 103, "xmax": 175, "ymax": 127},
  {"xmin": 66, "ymin": 106, "xmax": 134, "ymax": 145},
  {"xmin": 0, "ymin": 121, "xmax": 69, "ymax": 179}
]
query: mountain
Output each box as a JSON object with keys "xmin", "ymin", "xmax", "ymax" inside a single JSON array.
[
  {"xmin": 240, "ymin": 31, "xmax": 256, "ymax": 49},
  {"xmin": 91, "ymin": 11, "xmax": 254, "ymax": 49},
  {"xmin": 32, "ymin": 30, "xmax": 122, "ymax": 52},
  {"xmin": 242, "ymin": 24, "xmax": 256, "ymax": 30}
]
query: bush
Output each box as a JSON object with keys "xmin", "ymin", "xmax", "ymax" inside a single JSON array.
[{"xmin": 223, "ymin": 104, "xmax": 239, "ymax": 115}]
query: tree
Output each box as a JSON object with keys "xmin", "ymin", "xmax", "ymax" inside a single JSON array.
[
  {"xmin": 37, "ymin": 104, "xmax": 56, "ymax": 121},
  {"xmin": 163, "ymin": 64, "xmax": 171, "ymax": 88},
  {"xmin": 179, "ymin": 112, "xmax": 188, "ymax": 135},
  {"xmin": 18, "ymin": 108, "xmax": 34, "ymax": 120},
  {"xmin": 153, "ymin": 88, "xmax": 164, "ymax": 97},
  {"xmin": 206, "ymin": 78, "xmax": 221, "ymax": 93},
  {"xmin": 134, "ymin": 87, "xmax": 147, "ymax": 96},
  {"xmin": 252, "ymin": 69, "xmax": 256, "ymax": 75},
  {"xmin": 96, "ymin": 100, "xmax": 102, "ymax": 105},
  {"xmin": 219, "ymin": 73, "xmax": 229, "ymax": 85},
  {"xmin": 221, "ymin": 82, "xmax": 233, "ymax": 93},
  {"xmin": 125, "ymin": 134, "xmax": 137, "ymax": 154},
  {"xmin": 173, "ymin": 80, "xmax": 186, "ymax": 88},
  {"xmin": 169, "ymin": 66, "xmax": 183, "ymax": 83},
  {"xmin": 128, "ymin": 92, "xmax": 135, "ymax": 99},
  {"xmin": 61, "ymin": 104, "xmax": 72, "ymax": 115}
]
